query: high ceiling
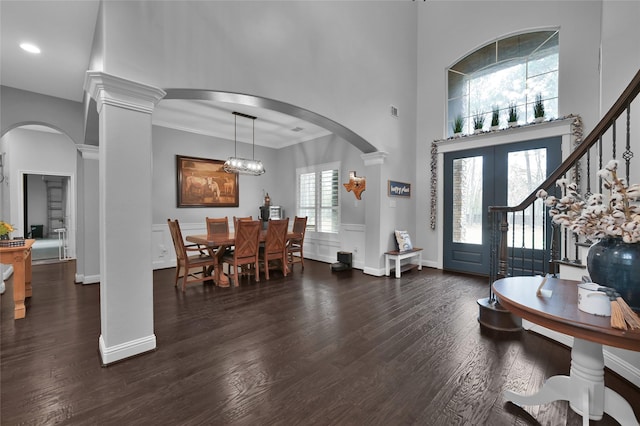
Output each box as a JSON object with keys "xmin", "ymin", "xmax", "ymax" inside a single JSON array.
[{"xmin": 0, "ymin": 0, "xmax": 331, "ymax": 147}]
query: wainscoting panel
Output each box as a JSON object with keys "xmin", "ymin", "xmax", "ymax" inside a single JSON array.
[
  {"xmin": 339, "ymin": 224, "xmax": 365, "ymax": 269},
  {"xmin": 151, "ymin": 222, "xmax": 366, "ymax": 271},
  {"xmin": 152, "ymin": 222, "xmax": 207, "ymax": 270}
]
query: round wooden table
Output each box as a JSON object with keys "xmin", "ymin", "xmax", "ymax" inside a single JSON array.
[{"xmin": 493, "ymin": 276, "xmax": 640, "ymax": 426}]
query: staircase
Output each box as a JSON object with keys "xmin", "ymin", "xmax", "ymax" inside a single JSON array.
[
  {"xmin": 482, "ymin": 70, "xmax": 640, "ymax": 387},
  {"xmin": 487, "ymin": 69, "xmax": 640, "ymax": 287}
]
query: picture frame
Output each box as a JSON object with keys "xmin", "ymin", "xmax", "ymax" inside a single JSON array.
[
  {"xmin": 388, "ymin": 180, "xmax": 411, "ymax": 198},
  {"xmin": 177, "ymin": 155, "xmax": 239, "ymax": 207}
]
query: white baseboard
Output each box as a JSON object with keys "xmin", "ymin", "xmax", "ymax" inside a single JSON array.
[
  {"xmin": 523, "ymin": 319, "xmax": 640, "ymax": 388},
  {"xmin": 75, "ymin": 273, "xmax": 100, "ymax": 284},
  {"xmin": 2, "ymin": 265, "xmax": 14, "ymax": 280},
  {"xmin": 83, "ymin": 274, "xmax": 100, "ymax": 284},
  {"xmin": 363, "ymin": 267, "xmax": 385, "ymax": 276},
  {"xmin": 99, "ymin": 333, "xmax": 156, "ymax": 366},
  {"xmin": 423, "ymin": 260, "xmax": 439, "ymax": 269}
]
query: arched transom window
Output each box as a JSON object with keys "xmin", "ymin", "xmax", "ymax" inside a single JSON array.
[{"xmin": 447, "ymin": 30, "xmax": 559, "ymax": 137}]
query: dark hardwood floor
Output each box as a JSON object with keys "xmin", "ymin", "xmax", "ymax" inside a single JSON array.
[{"xmin": 2, "ymin": 260, "xmax": 638, "ymax": 425}]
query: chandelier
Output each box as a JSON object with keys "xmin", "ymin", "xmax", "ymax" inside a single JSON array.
[{"xmin": 223, "ymin": 111, "xmax": 265, "ymax": 176}]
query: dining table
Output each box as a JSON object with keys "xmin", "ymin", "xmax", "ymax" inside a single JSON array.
[
  {"xmin": 0, "ymin": 239, "xmax": 35, "ymax": 319},
  {"xmin": 186, "ymin": 229, "xmax": 300, "ymax": 287}
]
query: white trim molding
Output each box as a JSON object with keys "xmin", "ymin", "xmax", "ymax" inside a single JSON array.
[
  {"xmin": 84, "ymin": 71, "xmax": 166, "ymax": 115},
  {"xmin": 77, "ymin": 144, "xmax": 99, "ymax": 160},
  {"xmin": 99, "ymin": 334, "xmax": 157, "ymax": 366},
  {"xmin": 361, "ymin": 151, "xmax": 388, "ymax": 166}
]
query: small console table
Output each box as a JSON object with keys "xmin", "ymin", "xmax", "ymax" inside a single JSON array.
[
  {"xmin": 384, "ymin": 248, "xmax": 422, "ymax": 278},
  {"xmin": 493, "ymin": 276, "xmax": 640, "ymax": 426}
]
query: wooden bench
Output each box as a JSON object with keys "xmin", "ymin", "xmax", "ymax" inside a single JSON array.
[{"xmin": 384, "ymin": 248, "xmax": 423, "ymax": 278}]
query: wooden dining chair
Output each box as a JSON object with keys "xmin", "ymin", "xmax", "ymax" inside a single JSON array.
[
  {"xmin": 206, "ymin": 216, "xmax": 229, "ymax": 236},
  {"xmin": 167, "ymin": 218, "xmax": 217, "ymax": 292},
  {"xmin": 233, "ymin": 215, "xmax": 253, "ymax": 231},
  {"xmin": 221, "ymin": 219, "xmax": 261, "ymax": 287},
  {"xmin": 287, "ymin": 216, "xmax": 308, "ymax": 271},
  {"xmin": 259, "ymin": 218, "xmax": 289, "ymax": 280}
]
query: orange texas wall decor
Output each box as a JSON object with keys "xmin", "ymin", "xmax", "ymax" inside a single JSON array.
[{"xmin": 343, "ymin": 171, "xmax": 366, "ymax": 200}]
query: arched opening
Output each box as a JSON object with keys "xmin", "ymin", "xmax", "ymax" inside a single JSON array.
[
  {"xmin": 0, "ymin": 124, "xmax": 77, "ymax": 264},
  {"xmin": 162, "ymin": 89, "xmax": 378, "ymax": 154}
]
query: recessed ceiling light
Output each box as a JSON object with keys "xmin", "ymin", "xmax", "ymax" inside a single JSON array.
[{"xmin": 20, "ymin": 43, "xmax": 41, "ymax": 54}]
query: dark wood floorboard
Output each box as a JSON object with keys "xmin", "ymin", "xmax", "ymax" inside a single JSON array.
[{"xmin": 2, "ymin": 260, "xmax": 639, "ymax": 425}]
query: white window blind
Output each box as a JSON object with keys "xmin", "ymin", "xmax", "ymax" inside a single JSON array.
[{"xmin": 297, "ymin": 163, "xmax": 340, "ymax": 233}]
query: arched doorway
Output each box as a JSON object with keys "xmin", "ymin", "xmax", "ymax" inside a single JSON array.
[
  {"xmin": 0, "ymin": 124, "xmax": 77, "ymax": 264},
  {"xmin": 162, "ymin": 89, "xmax": 378, "ymax": 154}
]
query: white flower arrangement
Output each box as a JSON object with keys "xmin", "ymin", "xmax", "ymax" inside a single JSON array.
[{"xmin": 536, "ymin": 160, "xmax": 640, "ymax": 243}]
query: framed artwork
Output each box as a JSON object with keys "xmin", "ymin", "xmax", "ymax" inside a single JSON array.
[
  {"xmin": 388, "ymin": 180, "xmax": 411, "ymax": 198},
  {"xmin": 177, "ymin": 155, "xmax": 239, "ymax": 207}
]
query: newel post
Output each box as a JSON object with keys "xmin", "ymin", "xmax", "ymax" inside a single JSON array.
[{"xmin": 497, "ymin": 210, "xmax": 509, "ymax": 279}]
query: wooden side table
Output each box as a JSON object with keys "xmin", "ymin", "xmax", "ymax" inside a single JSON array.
[
  {"xmin": 493, "ymin": 276, "xmax": 640, "ymax": 426},
  {"xmin": 0, "ymin": 239, "xmax": 35, "ymax": 319}
]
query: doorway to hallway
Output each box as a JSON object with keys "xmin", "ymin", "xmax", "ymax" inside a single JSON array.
[{"xmin": 23, "ymin": 173, "xmax": 71, "ymax": 262}]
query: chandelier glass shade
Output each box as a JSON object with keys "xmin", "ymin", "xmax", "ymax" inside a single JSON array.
[{"xmin": 223, "ymin": 111, "xmax": 265, "ymax": 176}]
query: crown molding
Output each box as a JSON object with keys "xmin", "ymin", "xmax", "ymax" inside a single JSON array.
[
  {"xmin": 362, "ymin": 151, "xmax": 388, "ymax": 166},
  {"xmin": 77, "ymin": 144, "xmax": 99, "ymax": 160},
  {"xmin": 84, "ymin": 71, "xmax": 166, "ymax": 115}
]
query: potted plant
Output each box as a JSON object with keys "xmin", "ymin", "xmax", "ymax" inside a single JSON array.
[
  {"xmin": 452, "ymin": 114, "xmax": 464, "ymax": 137},
  {"xmin": 472, "ymin": 112, "xmax": 485, "ymax": 134},
  {"xmin": 490, "ymin": 105, "xmax": 500, "ymax": 130},
  {"xmin": 533, "ymin": 93, "xmax": 545, "ymax": 123},
  {"xmin": 507, "ymin": 102, "xmax": 519, "ymax": 127}
]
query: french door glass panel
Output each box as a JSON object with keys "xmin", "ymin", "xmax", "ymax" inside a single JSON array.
[
  {"xmin": 507, "ymin": 148, "xmax": 547, "ymax": 249},
  {"xmin": 443, "ymin": 137, "xmax": 561, "ymax": 276},
  {"xmin": 452, "ymin": 156, "xmax": 483, "ymax": 244}
]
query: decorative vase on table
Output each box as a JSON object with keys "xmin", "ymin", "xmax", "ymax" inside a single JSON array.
[{"xmin": 586, "ymin": 237, "xmax": 640, "ymax": 312}]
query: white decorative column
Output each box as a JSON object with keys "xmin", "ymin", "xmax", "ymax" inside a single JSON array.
[
  {"xmin": 84, "ymin": 71, "xmax": 166, "ymax": 365},
  {"xmin": 76, "ymin": 144, "xmax": 100, "ymax": 285},
  {"xmin": 362, "ymin": 151, "xmax": 388, "ymax": 276}
]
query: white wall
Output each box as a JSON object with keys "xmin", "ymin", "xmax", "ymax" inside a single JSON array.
[
  {"xmin": 152, "ymin": 125, "xmax": 281, "ymax": 224},
  {"xmin": 597, "ymin": 0, "xmax": 640, "ymax": 388},
  {"xmin": 0, "ymin": 86, "xmax": 84, "ymax": 144},
  {"xmin": 26, "ymin": 174, "xmax": 47, "ymax": 235},
  {"xmin": 1, "ymin": 128, "xmax": 77, "ymax": 254},
  {"xmin": 600, "ymin": 1, "xmax": 640, "ymax": 114},
  {"xmin": 151, "ymin": 125, "xmax": 369, "ymax": 270},
  {"xmin": 415, "ymin": 0, "xmax": 628, "ymax": 267},
  {"xmin": 101, "ymin": 1, "xmax": 417, "ymax": 156},
  {"xmin": 98, "ymin": 1, "xmax": 418, "ymax": 271}
]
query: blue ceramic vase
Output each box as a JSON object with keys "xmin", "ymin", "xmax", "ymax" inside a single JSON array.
[{"xmin": 587, "ymin": 237, "xmax": 640, "ymax": 312}]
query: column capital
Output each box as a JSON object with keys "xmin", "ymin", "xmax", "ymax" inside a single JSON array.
[
  {"xmin": 77, "ymin": 144, "xmax": 99, "ymax": 160},
  {"xmin": 84, "ymin": 71, "xmax": 166, "ymax": 114},
  {"xmin": 361, "ymin": 151, "xmax": 388, "ymax": 166}
]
